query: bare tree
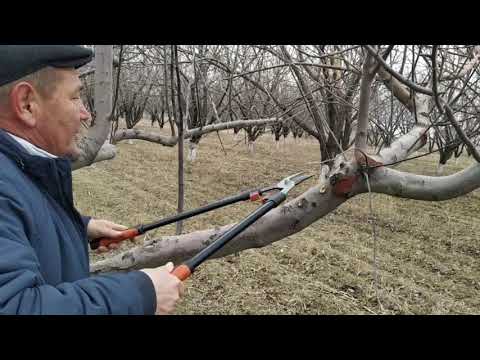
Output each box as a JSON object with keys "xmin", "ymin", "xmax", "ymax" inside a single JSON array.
[{"xmin": 83, "ymin": 45, "xmax": 480, "ymax": 281}]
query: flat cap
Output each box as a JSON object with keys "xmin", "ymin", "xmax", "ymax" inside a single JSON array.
[{"xmin": 0, "ymin": 45, "xmax": 93, "ymax": 86}]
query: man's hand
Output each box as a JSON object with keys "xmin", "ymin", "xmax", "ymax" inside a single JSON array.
[
  {"xmin": 141, "ymin": 262, "xmax": 185, "ymax": 315},
  {"xmin": 87, "ymin": 218, "xmax": 129, "ymax": 252}
]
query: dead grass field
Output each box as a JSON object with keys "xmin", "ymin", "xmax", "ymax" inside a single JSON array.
[{"xmin": 73, "ymin": 121, "xmax": 480, "ymax": 314}]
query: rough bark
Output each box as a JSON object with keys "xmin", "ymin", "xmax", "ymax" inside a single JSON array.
[
  {"xmin": 355, "ymin": 52, "xmax": 376, "ymax": 150},
  {"xmin": 366, "ymin": 162, "xmax": 480, "ymax": 201},
  {"xmin": 90, "ymin": 143, "xmax": 117, "ymax": 164},
  {"xmin": 73, "ymin": 46, "xmax": 114, "ymax": 171},
  {"xmin": 111, "ymin": 118, "xmax": 281, "ymax": 145},
  {"xmin": 377, "ymin": 125, "xmax": 428, "ymax": 164},
  {"xmin": 113, "ymin": 129, "xmax": 178, "ymax": 146}
]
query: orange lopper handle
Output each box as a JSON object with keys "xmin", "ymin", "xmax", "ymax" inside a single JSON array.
[
  {"xmin": 90, "ymin": 228, "xmax": 140, "ymax": 250},
  {"xmin": 171, "ymin": 264, "xmax": 192, "ymax": 281}
]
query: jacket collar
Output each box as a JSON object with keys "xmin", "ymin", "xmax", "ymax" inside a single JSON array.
[
  {"xmin": 0, "ymin": 128, "xmax": 73, "ymax": 206},
  {"xmin": 6, "ymin": 132, "xmax": 58, "ymax": 159}
]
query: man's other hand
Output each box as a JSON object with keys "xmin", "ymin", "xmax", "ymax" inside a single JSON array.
[{"xmin": 141, "ymin": 262, "xmax": 185, "ymax": 315}]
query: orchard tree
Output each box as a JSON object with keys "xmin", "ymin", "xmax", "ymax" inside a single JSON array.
[{"xmin": 73, "ymin": 46, "xmax": 480, "ymax": 282}]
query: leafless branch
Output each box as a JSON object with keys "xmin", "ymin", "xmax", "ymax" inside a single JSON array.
[
  {"xmin": 444, "ymin": 104, "xmax": 480, "ymax": 162},
  {"xmin": 364, "ymin": 45, "xmax": 434, "ymax": 96}
]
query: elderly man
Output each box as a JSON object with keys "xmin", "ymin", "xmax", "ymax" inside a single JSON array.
[{"xmin": 0, "ymin": 45, "xmax": 183, "ymax": 315}]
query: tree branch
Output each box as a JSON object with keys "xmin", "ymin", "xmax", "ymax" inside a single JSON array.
[
  {"xmin": 354, "ymin": 52, "xmax": 376, "ymax": 150},
  {"xmin": 227, "ymin": 62, "xmax": 359, "ymax": 81},
  {"xmin": 377, "ymin": 125, "xmax": 429, "ymax": 165},
  {"xmin": 364, "ymin": 45, "xmax": 434, "ymax": 96},
  {"xmin": 113, "ymin": 128, "xmax": 177, "ymax": 146},
  {"xmin": 431, "ymin": 45, "xmax": 444, "ymax": 112},
  {"xmin": 365, "ymin": 162, "xmax": 480, "ymax": 201},
  {"xmin": 444, "ymin": 104, "xmax": 480, "ymax": 162},
  {"xmin": 440, "ymin": 46, "xmax": 480, "ymax": 81},
  {"xmin": 112, "ymin": 119, "xmax": 282, "ymax": 145}
]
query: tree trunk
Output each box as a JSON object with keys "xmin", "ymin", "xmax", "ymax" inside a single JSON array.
[
  {"xmin": 72, "ymin": 45, "xmax": 114, "ymax": 170},
  {"xmin": 174, "ymin": 45, "xmax": 185, "ymax": 235},
  {"xmin": 177, "ymin": 126, "xmax": 185, "ymax": 234}
]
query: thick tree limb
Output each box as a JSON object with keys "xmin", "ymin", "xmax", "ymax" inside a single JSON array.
[
  {"xmin": 113, "ymin": 129, "xmax": 177, "ymax": 146},
  {"xmin": 73, "ymin": 46, "xmax": 114, "ymax": 170},
  {"xmin": 185, "ymin": 119, "xmax": 278, "ymax": 139},
  {"xmin": 376, "ymin": 64, "xmax": 431, "ymax": 128},
  {"xmin": 112, "ymin": 118, "xmax": 282, "ymax": 145},
  {"xmin": 365, "ymin": 162, "xmax": 480, "ymax": 201},
  {"xmin": 374, "ymin": 92, "xmax": 431, "ymax": 165},
  {"xmin": 377, "ymin": 66, "xmax": 415, "ymax": 112},
  {"xmin": 370, "ymin": 49, "xmax": 432, "ymax": 162},
  {"xmin": 90, "ymin": 181, "xmax": 346, "ymax": 273},
  {"xmin": 377, "ymin": 125, "xmax": 429, "ymax": 164},
  {"xmin": 90, "ymin": 143, "xmax": 117, "ymax": 164}
]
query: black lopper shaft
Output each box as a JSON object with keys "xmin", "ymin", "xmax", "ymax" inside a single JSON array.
[
  {"xmin": 183, "ymin": 191, "xmax": 287, "ymax": 272},
  {"xmin": 139, "ymin": 189, "xmax": 263, "ymax": 234}
]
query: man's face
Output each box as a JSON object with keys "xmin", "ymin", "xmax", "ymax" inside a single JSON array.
[{"xmin": 36, "ymin": 69, "xmax": 91, "ymax": 160}]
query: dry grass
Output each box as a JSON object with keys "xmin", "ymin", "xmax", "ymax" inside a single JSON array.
[{"xmin": 73, "ymin": 120, "xmax": 480, "ymax": 314}]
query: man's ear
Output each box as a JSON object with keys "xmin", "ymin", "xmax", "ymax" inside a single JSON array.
[{"xmin": 9, "ymin": 82, "xmax": 41, "ymax": 128}]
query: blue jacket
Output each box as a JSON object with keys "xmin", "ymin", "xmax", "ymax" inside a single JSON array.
[{"xmin": 0, "ymin": 129, "xmax": 156, "ymax": 314}]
